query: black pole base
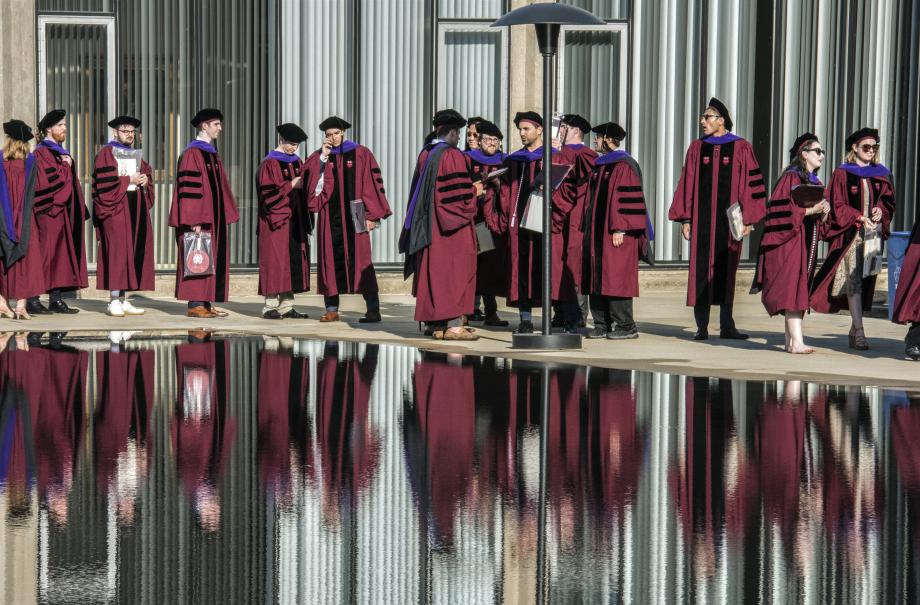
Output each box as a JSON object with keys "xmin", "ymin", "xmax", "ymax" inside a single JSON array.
[{"xmin": 511, "ymin": 333, "xmax": 583, "ymax": 350}]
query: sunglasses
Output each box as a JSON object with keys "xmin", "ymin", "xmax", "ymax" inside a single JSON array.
[
  {"xmin": 859, "ymin": 144, "xmax": 880, "ymax": 152},
  {"xmin": 803, "ymin": 147, "xmax": 825, "ymax": 156},
  {"xmin": 700, "ymin": 113, "xmax": 721, "ymax": 121}
]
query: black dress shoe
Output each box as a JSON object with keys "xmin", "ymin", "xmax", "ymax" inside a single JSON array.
[
  {"xmin": 262, "ymin": 309, "xmax": 283, "ymax": 319},
  {"xmin": 359, "ymin": 310, "xmax": 382, "ymax": 323},
  {"xmin": 49, "ymin": 300, "xmax": 79, "ymax": 314},
  {"xmin": 693, "ymin": 330, "xmax": 709, "ymax": 341},
  {"xmin": 483, "ymin": 313, "xmax": 509, "ymax": 327},
  {"xmin": 283, "ymin": 309, "xmax": 309, "ymax": 319},
  {"xmin": 586, "ymin": 327, "xmax": 608, "ymax": 339},
  {"xmin": 514, "ymin": 320, "xmax": 534, "ymax": 334},
  {"xmin": 26, "ymin": 300, "xmax": 52, "ymax": 315},
  {"xmin": 907, "ymin": 345, "xmax": 920, "ymax": 361},
  {"xmin": 719, "ymin": 328, "xmax": 749, "ymax": 340}
]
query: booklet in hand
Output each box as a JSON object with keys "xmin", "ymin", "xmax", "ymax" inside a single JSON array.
[
  {"xmin": 726, "ymin": 202, "xmax": 745, "ymax": 241},
  {"xmin": 530, "ymin": 162, "xmax": 573, "ymax": 192},
  {"xmin": 350, "ymin": 199, "xmax": 368, "ymax": 233}
]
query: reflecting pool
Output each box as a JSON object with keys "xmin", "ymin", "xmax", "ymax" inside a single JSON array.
[{"xmin": 0, "ymin": 332, "xmax": 918, "ymax": 604}]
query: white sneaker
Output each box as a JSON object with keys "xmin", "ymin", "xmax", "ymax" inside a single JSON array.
[
  {"xmin": 107, "ymin": 300, "xmax": 125, "ymax": 317},
  {"xmin": 121, "ymin": 299, "xmax": 145, "ymax": 315}
]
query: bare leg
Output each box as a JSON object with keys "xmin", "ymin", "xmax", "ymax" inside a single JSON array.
[
  {"xmin": 785, "ymin": 312, "xmax": 814, "ymax": 354},
  {"xmin": 0, "ymin": 294, "xmax": 12, "ymax": 316},
  {"xmin": 847, "ymin": 293, "xmax": 864, "ymax": 331}
]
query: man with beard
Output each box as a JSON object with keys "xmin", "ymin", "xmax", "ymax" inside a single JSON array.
[
  {"xmin": 92, "ymin": 115, "xmax": 155, "ymax": 317},
  {"xmin": 306, "ymin": 117, "xmax": 391, "ymax": 323},
  {"xmin": 29, "ymin": 109, "xmax": 89, "ymax": 315}
]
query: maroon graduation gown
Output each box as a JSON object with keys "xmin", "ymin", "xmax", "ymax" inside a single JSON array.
[
  {"xmin": 92, "ymin": 145, "xmax": 156, "ymax": 292},
  {"xmin": 490, "ymin": 150, "xmax": 577, "ymax": 306},
  {"xmin": 168, "ymin": 145, "xmax": 240, "ymax": 302},
  {"xmin": 257, "ymin": 350, "xmax": 311, "ymax": 496},
  {"xmin": 546, "ymin": 367, "xmax": 587, "ymax": 506},
  {"xmin": 407, "ymin": 145, "xmax": 478, "ymax": 322},
  {"xmin": 892, "ymin": 215, "xmax": 920, "ymax": 324},
  {"xmin": 559, "ymin": 144, "xmax": 597, "ymax": 294},
  {"xmin": 668, "ymin": 136, "xmax": 767, "ymax": 306},
  {"xmin": 409, "ymin": 354, "xmax": 476, "ymax": 547},
  {"xmin": 467, "ymin": 152, "xmax": 508, "ymax": 297},
  {"xmin": 0, "ymin": 156, "xmax": 46, "ymax": 299},
  {"xmin": 581, "ymin": 157, "xmax": 649, "ymax": 298},
  {"xmin": 753, "ymin": 169, "xmax": 822, "ymax": 315},
  {"xmin": 256, "ymin": 156, "xmax": 311, "ymax": 296},
  {"xmin": 306, "ymin": 144, "xmax": 392, "ymax": 296},
  {"xmin": 170, "ymin": 340, "xmax": 237, "ymax": 496},
  {"xmin": 33, "ymin": 143, "xmax": 89, "ymax": 290},
  {"xmin": 314, "ymin": 344, "xmax": 380, "ymax": 504},
  {"xmin": 754, "ymin": 396, "xmax": 805, "ymax": 543},
  {"xmin": 892, "ymin": 406, "xmax": 920, "ymax": 554},
  {"xmin": 0, "ymin": 347, "xmax": 44, "ymax": 497},
  {"xmin": 93, "ymin": 350, "xmax": 154, "ymax": 492},
  {"xmin": 33, "ymin": 344, "xmax": 87, "ymax": 507},
  {"xmin": 809, "ymin": 165, "xmax": 895, "ymax": 314}
]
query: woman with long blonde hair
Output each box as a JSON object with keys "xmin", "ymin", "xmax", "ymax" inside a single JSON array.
[{"xmin": 0, "ymin": 120, "xmax": 45, "ymax": 319}]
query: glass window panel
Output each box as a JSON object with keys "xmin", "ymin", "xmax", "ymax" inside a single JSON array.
[
  {"xmin": 441, "ymin": 29, "xmax": 504, "ymax": 143},
  {"xmin": 561, "ymin": 29, "xmax": 625, "ymax": 127},
  {"xmin": 38, "ymin": 0, "xmax": 113, "ymax": 13},
  {"xmin": 557, "ymin": 0, "xmax": 629, "ymax": 20},
  {"xmin": 438, "ymin": 0, "xmax": 502, "ymax": 19}
]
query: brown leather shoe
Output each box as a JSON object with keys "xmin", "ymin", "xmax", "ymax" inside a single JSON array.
[
  {"xmin": 210, "ymin": 307, "xmax": 230, "ymax": 317},
  {"xmin": 187, "ymin": 306, "xmax": 217, "ymax": 318},
  {"xmin": 320, "ymin": 311, "xmax": 340, "ymax": 322}
]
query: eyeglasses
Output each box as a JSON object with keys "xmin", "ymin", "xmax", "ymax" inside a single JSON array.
[
  {"xmin": 803, "ymin": 147, "xmax": 825, "ymax": 156},
  {"xmin": 117, "ymin": 129, "xmax": 136, "ymax": 135},
  {"xmin": 859, "ymin": 144, "xmax": 880, "ymax": 152},
  {"xmin": 700, "ymin": 113, "xmax": 721, "ymax": 121},
  {"xmin": 480, "ymin": 136, "xmax": 500, "ymax": 144}
]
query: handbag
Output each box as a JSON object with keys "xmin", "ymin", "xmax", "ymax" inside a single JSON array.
[{"xmin": 183, "ymin": 231, "xmax": 215, "ymax": 277}]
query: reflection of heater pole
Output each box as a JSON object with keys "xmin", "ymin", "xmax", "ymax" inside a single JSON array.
[{"xmin": 536, "ymin": 364, "xmax": 550, "ymax": 605}]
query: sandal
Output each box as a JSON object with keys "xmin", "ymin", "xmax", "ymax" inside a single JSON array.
[{"xmin": 848, "ymin": 327, "xmax": 869, "ymax": 351}]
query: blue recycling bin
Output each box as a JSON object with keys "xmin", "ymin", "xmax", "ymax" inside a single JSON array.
[{"xmin": 888, "ymin": 231, "xmax": 911, "ymax": 320}]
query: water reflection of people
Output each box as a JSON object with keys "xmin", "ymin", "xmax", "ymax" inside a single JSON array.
[
  {"xmin": 892, "ymin": 396, "xmax": 920, "ymax": 596},
  {"xmin": 31, "ymin": 332, "xmax": 87, "ymax": 527},
  {"xmin": 171, "ymin": 332, "xmax": 236, "ymax": 532},
  {"xmin": 315, "ymin": 342, "xmax": 380, "ymax": 526},
  {"xmin": 257, "ymin": 341, "xmax": 311, "ymax": 507},
  {"xmin": 93, "ymin": 347, "xmax": 154, "ymax": 526},
  {"xmin": 0, "ymin": 333, "xmax": 39, "ymax": 521}
]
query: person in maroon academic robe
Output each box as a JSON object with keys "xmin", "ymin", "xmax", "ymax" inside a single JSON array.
[
  {"xmin": 168, "ymin": 108, "xmax": 241, "ymax": 319},
  {"xmin": 488, "ymin": 111, "xmax": 577, "ymax": 334},
  {"xmin": 256, "ymin": 122, "xmax": 312, "ymax": 320},
  {"xmin": 305, "ymin": 116, "xmax": 392, "ymax": 324},
  {"xmin": 892, "ymin": 213, "xmax": 920, "ymax": 360},
  {"xmin": 554, "ymin": 114, "xmax": 597, "ymax": 329},
  {"xmin": 170, "ymin": 334, "xmax": 236, "ymax": 532},
  {"xmin": 314, "ymin": 342, "xmax": 381, "ymax": 528},
  {"xmin": 810, "ymin": 127, "xmax": 896, "ymax": 350},
  {"xmin": 93, "ymin": 348, "xmax": 154, "ymax": 524},
  {"xmin": 465, "ymin": 120, "xmax": 509, "ymax": 327},
  {"xmin": 581, "ymin": 122, "xmax": 650, "ymax": 340},
  {"xmin": 402, "ymin": 351, "xmax": 476, "ymax": 550},
  {"xmin": 401, "ymin": 109, "xmax": 480, "ymax": 340},
  {"xmin": 0, "ymin": 334, "xmax": 41, "ymax": 520},
  {"xmin": 669, "ymin": 97, "xmax": 767, "ymax": 340},
  {"xmin": 33, "ymin": 335, "xmax": 88, "ymax": 527},
  {"xmin": 257, "ymin": 346, "xmax": 311, "ymax": 505},
  {"xmin": 92, "ymin": 115, "xmax": 155, "ymax": 317},
  {"xmin": 0, "ymin": 120, "xmax": 44, "ymax": 318},
  {"xmin": 29, "ymin": 109, "xmax": 89, "ymax": 315},
  {"xmin": 751, "ymin": 133, "xmax": 830, "ymax": 354}
]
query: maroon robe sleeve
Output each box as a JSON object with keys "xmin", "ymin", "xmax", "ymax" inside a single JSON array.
[
  {"xmin": 760, "ymin": 171, "xmax": 807, "ymax": 248},
  {"xmin": 822, "ymin": 168, "xmax": 862, "ymax": 240},
  {"xmin": 33, "ymin": 146, "xmax": 74, "ymax": 216},
  {"xmin": 607, "ymin": 162, "xmax": 649, "ymax": 233},
  {"xmin": 487, "ymin": 165, "xmax": 513, "ymax": 234},
  {"xmin": 141, "ymin": 160, "xmax": 155, "ymax": 210},
  {"xmin": 550, "ymin": 160, "xmax": 577, "ymax": 233},
  {"xmin": 257, "ymin": 159, "xmax": 293, "ymax": 230},
  {"xmin": 434, "ymin": 149, "xmax": 477, "ymax": 232},
  {"xmin": 668, "ymin": 141, "xmax": 700, "ymax": 223},
  {"xmin": 358, "ymin": 147, "xmax": 392, "ymax": 222},
  {"xmin": 91, "ymin": 147, "xmax": 131, "ymax": 221},
  {"xmin": 875, "ymin": 177, "xmax": 896, "ymax": 238},
  {"xmin": 305, "ymin": 151, "xmax": 335, "ymax": 213},
  {"xmin": 735, "ymin": 141, "xmax": 767, "ymax": 225},
  {"xmin": 168, "ymin": 149, "xmax": 209, "ymax": 228}
]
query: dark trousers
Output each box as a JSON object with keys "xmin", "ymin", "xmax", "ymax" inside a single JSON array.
[
  {"xmin": 29, "ymin": 289, "xmax": 64, "ymax": 305},
  {"xmin": 693, "ymin": 302, "xmax": 734, "ymax": 332},
  {"xmin": 474, "ymin": 294, "xmax": 498, "ymax": 315},
  {"xmin": 590, "ymin": 295, "xmax": 635, "ymax": 332},
  {"xmin": 908, "ymin": 322, "xmax": 920, "ymax": 348}
]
